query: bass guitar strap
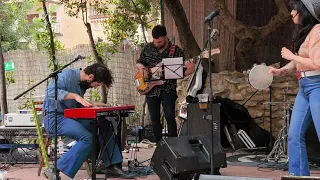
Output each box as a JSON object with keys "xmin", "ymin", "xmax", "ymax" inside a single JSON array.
[{"xmin": 169, "ymin": 43, "xmax": 175, "ymax": 58}]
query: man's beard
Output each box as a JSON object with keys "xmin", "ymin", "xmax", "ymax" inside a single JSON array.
[
  {"xmin": 157, "ymin": 43, "xmax": 166, "ymax": 49},
  {"xmin": 79, "ymin": 80, "xmax": 91, "ymax": 90}
]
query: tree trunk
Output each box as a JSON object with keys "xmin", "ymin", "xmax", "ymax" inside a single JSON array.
[
  {"xmin": 212, "ymin": 0, "xmax": 290, "ymax": 70},
  {"xmin": 0, "ymin": 37, "xmax": 8, "ymax": 119},
  {"xmin": 84, "ymin": 22, "xmax": 108, "ymax": 103},
  {"xmin": 162, "ymin": 0, "xmax": 201, "ymax": 58}
]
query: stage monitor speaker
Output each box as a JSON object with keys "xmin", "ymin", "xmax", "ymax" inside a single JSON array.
[
  {"xmin": 151, "ymin": 135, "xmax": 226, "ymax": 180},
  {"xmin": 281, "ymin": 176, "xmax": 320, "ymax": 180},
  {"xmin": 199, "ymin": 175, "xmax": 274, "ymax": 180}
]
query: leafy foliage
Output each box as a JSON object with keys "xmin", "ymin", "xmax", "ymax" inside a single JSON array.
[
  {"xmin": 60, "ymin": 0, "xmax": 109, "ymax": 18},
  {"xmin": 18, "ymin": 78, "xmax": 36, "ymax": 110},
  {"xmin": 87, "ymin": 88, "xmax": 102, "ymax": 102},
  {"xmin": 100, "ymin": 0, "xmax": 160, "ymax": 46},
  {"xmin": 5, "ymin": 71, "xmax": 15, "ymax": 88},
  {"xmin": 31, "ymin": 5, "xmax": 65, "ymax": 71},
  {"xmin": 0, "ymin": 0, "xmax": 36, "ymax": 52}
]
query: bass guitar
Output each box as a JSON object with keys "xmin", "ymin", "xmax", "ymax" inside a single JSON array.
[
  {"xmin": 135, "ymin": 48, "xmax": 220, "ymax": 95},
  {"xmin": 135, "ymin": 63, "xmax": 166, "ymax": 95}
]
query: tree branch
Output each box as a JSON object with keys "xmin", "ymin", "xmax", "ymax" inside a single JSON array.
[
  {"xmin": 0, "ymin": 36, "xmax": 8, "ymax": 116},
  {"xmin": 130, "ymin": 0, "xmax": 147, "ymax": 43},
  {"xmin": 42, "ymin": 0, "xmax": 57, "ymax": 70},
  {"xmin": 213, "ymin": 0, "xmax": 290, "ymax": 52},
  {"xmin": 260, "ymin": 0, "xmax": 290, "ymax": 38},
  {"xmin": 81, "ymin": 0, "xmax": 86, "ymax": 24},
  {"xmin": 163, "ymin": 0, "xmax": 201, "ymax": 58}
]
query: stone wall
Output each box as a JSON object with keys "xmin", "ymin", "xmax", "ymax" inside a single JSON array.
[{"xmin": 176, "ymin": 71, "xmax": 299, "ymax": 137}]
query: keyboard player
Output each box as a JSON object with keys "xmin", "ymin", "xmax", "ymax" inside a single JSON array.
[{"xmin": 42, "ymin": 63, "xmax": 133, "ymax": 179}]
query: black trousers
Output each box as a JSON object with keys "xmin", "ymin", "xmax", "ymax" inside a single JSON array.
[{"xmin": 146, "ymin": 90, "xmax": 178, "ymax": 143}]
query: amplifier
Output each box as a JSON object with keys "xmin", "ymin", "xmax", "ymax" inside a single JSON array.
[{"xmin": 4, "ymin": 113, "xmax": 43, "ymax": 127}]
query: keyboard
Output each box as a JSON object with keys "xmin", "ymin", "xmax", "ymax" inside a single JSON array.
[{"xmin": 64, "ymin": 105, "xmax": 135, "ymax": 119}]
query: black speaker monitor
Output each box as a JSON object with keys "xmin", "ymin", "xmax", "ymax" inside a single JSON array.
[{"xmin": 151, "ymin": 135, "xmax": 226, "ymax": 180}]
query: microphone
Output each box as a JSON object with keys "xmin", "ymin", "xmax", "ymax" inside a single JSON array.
[
  {"xmin": 210, "ymin": 29, "xmax": 219, "ymax": 40},
  {"xmin": 75, "ymin": 55, "xmax": 86, "ymax": 61},
  {"xmin": 204, "ymin": 9, "xmax": 219, "ymax": 23}
]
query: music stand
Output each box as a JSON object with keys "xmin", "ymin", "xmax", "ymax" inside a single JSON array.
[
  {"xmin": 143, "ymin": 58, "xmax": 184, "ymax": 82},
  {"xmin": 161, "ymin": 57, "xmax": 184, "ymax": 80},
  {"xmin": 143, "ymin": 64, "xmax": 164, "ymax": 82}
]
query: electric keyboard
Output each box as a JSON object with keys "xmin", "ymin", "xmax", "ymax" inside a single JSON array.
[{"xmin": 64, "ymin": 105, "xmax": 135, "ymax": 119}]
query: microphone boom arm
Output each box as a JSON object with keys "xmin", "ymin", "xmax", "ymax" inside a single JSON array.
[{"xmin": 13, "ymin": 55, "xmax": 85, "ymax": 100}]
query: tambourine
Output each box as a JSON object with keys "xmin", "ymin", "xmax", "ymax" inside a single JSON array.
[{"xmin": 248, "ymin": 64, "xmax": 273, "ymax": 90}]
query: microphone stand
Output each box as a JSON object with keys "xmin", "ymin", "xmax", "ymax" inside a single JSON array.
[
  {"xmin": 14, "ymin": 55, "xmax": 85, "ymax": 101},
  {"xmin": 13, "ymin": 55, "xmax": 85, "ymax": 178},
  {"xmin": 186, "ymin": 30, "xmax": 218, "ymax": 94},
  {"xmin": 204, "ymin": 18, "xmax": 216, "ymax": 175}
]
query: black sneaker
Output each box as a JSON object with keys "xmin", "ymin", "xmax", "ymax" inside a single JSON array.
[{"xmin": 105, "ymin": 164, "xmax": 135, "ymax": 179}]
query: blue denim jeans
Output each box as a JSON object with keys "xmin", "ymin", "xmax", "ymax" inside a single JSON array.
[
  {"xmin": 44, "ymin": 115, "xmax": 122, "ymax": 178},
  {"xmin": 288, "ymin": 75, "xmax": 320, "ymax": 176}
]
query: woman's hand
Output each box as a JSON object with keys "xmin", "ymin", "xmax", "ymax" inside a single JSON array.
[
  {"xmin": 281, "ymin": 47, "xmax": 295, "ymax": 61},
  {"xmin": 269, "ymin": 66, "xmax": 285, "ymax": 76}
]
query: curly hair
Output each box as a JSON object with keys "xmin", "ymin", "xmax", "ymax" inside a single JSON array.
[{"xmin": 83, "ymin": 63, "xmax": 113, "ymax": 88}]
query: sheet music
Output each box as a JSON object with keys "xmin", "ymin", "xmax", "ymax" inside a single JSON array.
[{"xmin": 162, "ymin": 57, "xmax": 184, "ymax": 79}]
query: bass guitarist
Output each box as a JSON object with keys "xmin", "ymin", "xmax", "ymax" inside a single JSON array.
[{"xmin": 136, "ymin": 25, "xmax": 195, "ymax": 143}]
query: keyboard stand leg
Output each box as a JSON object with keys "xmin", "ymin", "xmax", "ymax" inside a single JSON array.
[{"xmin": 92, "ymin": 120, "xmax": 97, "ymax": 180}]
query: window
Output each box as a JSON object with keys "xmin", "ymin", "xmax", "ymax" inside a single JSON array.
[{"xmin": 27, "ymin": 14, "xmax": 39, "ymax": 24}]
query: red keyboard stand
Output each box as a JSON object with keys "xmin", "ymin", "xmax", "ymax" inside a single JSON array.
[{"xmin": 64, "ymin": 105, "xmax": 135, "ymax": 180}]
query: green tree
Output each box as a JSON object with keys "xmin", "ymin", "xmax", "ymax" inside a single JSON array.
[
  {"xmin": 31, "ymin": 5, "xmax": 65, "ymax": 70},
  {"xmin": 0, "ymin": 0, "xmax": 35, "ymax": 118},
  {"xmin": 0, "ymin": 0, "xmax": 36, "ymax": 51},
  {"xmin": 101, "ymin": 0, "xmax": 160, "ymax": 47}
]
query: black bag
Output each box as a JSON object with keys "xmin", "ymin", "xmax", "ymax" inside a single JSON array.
[{"xmin": 213, "ymin": 97, "xmax": 274, "ymax": 149}]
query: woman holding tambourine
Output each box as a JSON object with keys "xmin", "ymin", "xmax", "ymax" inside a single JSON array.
[{"xmin": 269, "ymin": 0, "xmax": 320, "ymax": 176}]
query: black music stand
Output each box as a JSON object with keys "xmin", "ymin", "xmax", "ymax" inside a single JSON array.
[
  {"xmin": 143, "ymin": 58, "xmax": 184, "ymax": 83},
  {"xmin": 143, "ymin": 64, "xmax": 164, "ymax": 82},
  {"xmin": 161, "ymin": 57, "xmax": 184, "ymax": 80}
]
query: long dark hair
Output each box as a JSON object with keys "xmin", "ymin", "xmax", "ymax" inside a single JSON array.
[{"xmin": 289, "ymin": 0, "xmax": 319, "ymax": 53}]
